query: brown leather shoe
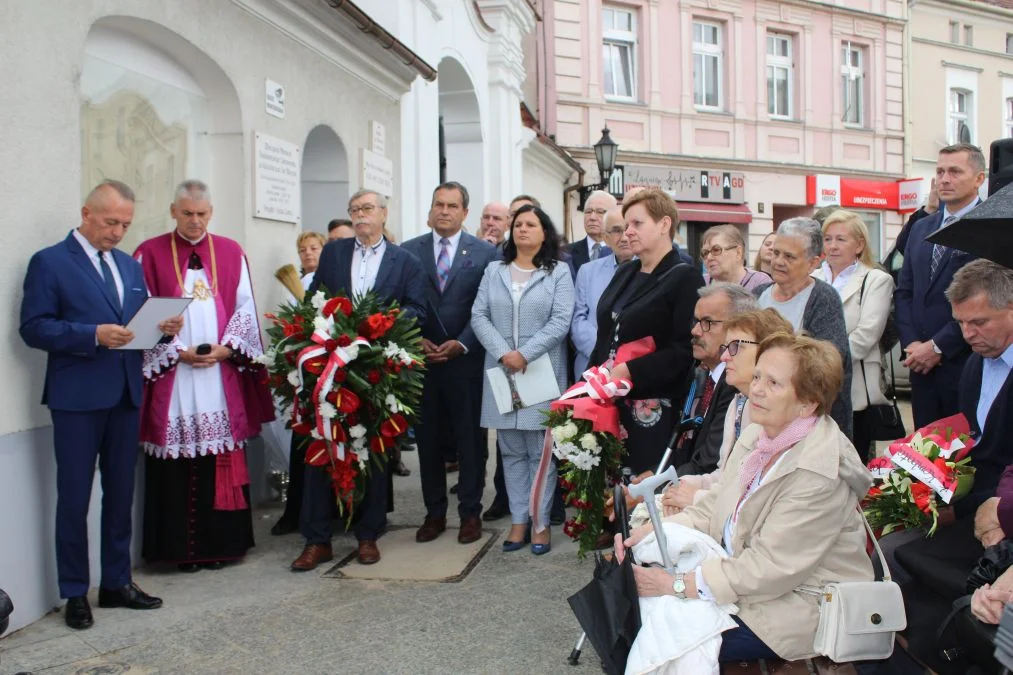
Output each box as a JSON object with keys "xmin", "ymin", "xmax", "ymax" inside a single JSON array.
[
  {"xmin": 415, "ymin": 516, "xmax": 447, "ymax": 543},
  {"xmin": 357, "ymin": 539, "xmax": 381, "ymax": 565},
  {"xmin": 458, "ymin": 515, "xmax": 483, "ymax": 544},
  {"xmin": 290, "ymin": 544, "xmax": 333, "ymax": 572}
]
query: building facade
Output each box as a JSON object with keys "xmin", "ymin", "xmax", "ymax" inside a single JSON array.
[
  {"xmin": 908, "ymin": 0, "xmax": 1013, "ymax": 189},
  {"xmin": 540, "ymin": 0, "xmax": 913, "ymax": 259}
]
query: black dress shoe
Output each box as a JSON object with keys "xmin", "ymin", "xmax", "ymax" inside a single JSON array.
[
  {"xmin": 177, "ymin": 563, "xmax": 200, "ymax": 573},
  {"xmin": 97, "ymin": 583, "xmax": 162, "ymax": 610},
  {"xmin": 393, "ymin": 460, "xmax": 411, "ymax": 476},
  {"xmin": 270, "ymin": 517, "xmax": 298, "ymax": 536},
  {"xmin": 65, "ymin": 596, "xmax": 93, "ymax": 630},
  {"xmin": 482, "ymin": 502, "xmax": 509, "ymax": 522},
  {"xmin": 449, "ymin": 483, "xmax": 458, "ymax": 495}
]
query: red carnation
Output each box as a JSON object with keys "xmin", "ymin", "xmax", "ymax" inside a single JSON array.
[
  {"xmin": 324, "ymin": 339, "xmax": 338, "ymax": 353},
  {"xmin": 367, "ymin": 369, "xmax": 382, "ymax": 384},
  {"xmin": 911, "ymin": 483, "xmax": 934, "ymax": 514},
  {"xmin": 336, "ymin": 334, "xmax": 352, "ymax": 348},
  {"xmin": 322, "ymin": 296, "xmax": 353, "ymax": 319}
]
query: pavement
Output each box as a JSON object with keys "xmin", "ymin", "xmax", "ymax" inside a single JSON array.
[
  {"xmin": 0, "ymin": 398, "xmax": 915, "ymax": 675},
  {"xmin": 0, "ymin": 447, "xmax": 603, "ymax": 675}
]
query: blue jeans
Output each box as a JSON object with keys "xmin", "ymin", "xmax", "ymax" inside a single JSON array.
[{"xmin": 719, "ymin": 617, "xmax": 779, "ymax": 662}]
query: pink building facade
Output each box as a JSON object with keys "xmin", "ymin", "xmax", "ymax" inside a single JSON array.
[{"xmin": 540, "ymin": 0, "xmax": 911, "ymax": 260}]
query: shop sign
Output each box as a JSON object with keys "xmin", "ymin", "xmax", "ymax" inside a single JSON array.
[
  {"xmin": 254, "ymin": 132, "xmax": 301, "ymax": 223},
  {"xmin": 806, "ymin": 174, "xmax": 923, "ymax": 212},
  {"xmin": 623, "ymin": 165, "xmax": 746, "ymax": 204}
]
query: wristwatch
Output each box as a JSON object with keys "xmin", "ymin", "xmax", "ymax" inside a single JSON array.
[
  {"xmin": 930, "ymin": 340, "xmax": 942, "ymax": 355},
  {"xmin": 672, "ymin": 572, "xmax": 687, "ymax": 599}
]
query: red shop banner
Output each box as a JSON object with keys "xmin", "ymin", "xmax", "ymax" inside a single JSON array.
[{"xmin": 807, "ymin": 175, "xmax": 923, "ymax": 212}]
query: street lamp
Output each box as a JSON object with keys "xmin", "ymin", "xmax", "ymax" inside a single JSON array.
[{"xmin": 593, "ymin": 126, "xmax": 618, "ymax": 186}]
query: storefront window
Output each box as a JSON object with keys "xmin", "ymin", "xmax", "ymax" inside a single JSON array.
[
  {"xmin": 855, "ymin": 210, "xmax": 883, "ymax": 262},
  {"xmin": 80, "ymin": 41, "xmax": 210, "ymax": 253}
]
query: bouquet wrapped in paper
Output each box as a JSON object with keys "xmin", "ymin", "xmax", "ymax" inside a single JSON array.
[
  {"xmin": 863, "ymin": 414, "xmax": 976, "ymax": 537},
  {"xmin": 259, "ymin": 288, "xmax": 424, "ymax": 518},
  {"xmin": 538, "ymin": 337, "xmax": 654, "ymax": 557}
]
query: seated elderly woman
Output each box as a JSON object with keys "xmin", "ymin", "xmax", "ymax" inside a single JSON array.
[
  {"xmin": 662, "ymin": 308, "xmax": 793, "ymax": 515},
  {"xmin": 622, "ymin": 333, "xmax": 874, "ymax": 662},
  {"xmin": 753, "ymin": 217, "xmax": 853, "ymax": 438}
]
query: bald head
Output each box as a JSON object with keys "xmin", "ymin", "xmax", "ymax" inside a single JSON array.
[{"xmin": 480, "ymin": 201, "xmax": 510, "ymax": 245}]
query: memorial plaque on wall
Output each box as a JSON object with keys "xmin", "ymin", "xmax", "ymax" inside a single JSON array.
[{"xmin": 254, "ymin": 132, "xmax": 301, "ymax": 223}]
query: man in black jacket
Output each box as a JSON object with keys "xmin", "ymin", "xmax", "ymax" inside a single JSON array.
[{"xmin": 673, "ymin": 284, "xmax": 758, "ymax": 476}]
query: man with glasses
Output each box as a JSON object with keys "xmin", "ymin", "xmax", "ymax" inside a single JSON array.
[
  {"xmin": 571, "ymin": 207, "xmax": 634, "ymax": 375},
  {"xmin": 672, "ymin": 284, "xmax": 758, "ymax": 477},
  {"xmin": 567, "ymin": 190, "xmax": 616, "ymax": 276},
  {"xmin": 291, "ymin": 189, "xmax": 426, "ymax": 569}
]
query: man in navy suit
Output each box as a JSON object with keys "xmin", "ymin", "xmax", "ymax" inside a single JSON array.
[
  {"xmin": 291, "ymin": 189, "xmax": 426, "ymax": 569},
  {"xmin": 896, "ymin": 143, "xmax": 985, "ymax": 429},
  {"xmin": 20, "ymin": 180, "xmax": 179, "ymax": 629},
  {"xmin": 402, "ymin": 182, "xmax": 498, "ymax": 545},
  {"xmin": 567, "ymin": 190, "xmax": 615, "ymax": 276}
]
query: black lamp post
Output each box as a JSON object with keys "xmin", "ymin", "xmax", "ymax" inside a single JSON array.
[{"xmin": 593, "ymin": 126, "xmax": 618, "ymax": 187}]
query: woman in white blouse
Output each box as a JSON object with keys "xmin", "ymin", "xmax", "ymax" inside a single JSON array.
[{"xmin": 815, "ymin": 210, "xmax": 895, "ymax": 462}]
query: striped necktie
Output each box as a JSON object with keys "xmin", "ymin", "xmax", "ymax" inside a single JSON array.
[
  {"xmin": 98, "ymin": 251, "xmax": 121, "ymax": 312},
  {"xmin": 591, "ymin": 242, "xmax": 601, "ymax": 260},
  {"xmin": 930, "ymin": 215, "xmax": 956, "ymax": 278},
  {"xmin": 436, "ymin": 238, "xmax": 451, "ymax": 292}
]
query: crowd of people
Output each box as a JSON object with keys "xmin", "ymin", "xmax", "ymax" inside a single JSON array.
[{"xmin": 19, "ymin": 140, "xmax": 1013, "ymax": 672}]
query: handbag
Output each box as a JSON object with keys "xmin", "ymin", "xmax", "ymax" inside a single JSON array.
[
  {"xmin": 810, "ymin": 509, "xmax": 907, "ymax": 662},
  {"xmin": 857, "ymin": 272, "xmax": 906, "ymax": 442}
]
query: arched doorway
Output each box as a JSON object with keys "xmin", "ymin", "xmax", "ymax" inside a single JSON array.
[
  {"xmin": 300, "ymin": 125, "xmax": 349, "ymax": 234},
  {"xmin": 437, "ymin": 57, "xmax": 484, "ymax": 231}
]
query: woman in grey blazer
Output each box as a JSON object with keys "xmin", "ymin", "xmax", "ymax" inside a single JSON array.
[{"xmin": 471, "ymin": 205, "xmax": 574, "ymax": 554}]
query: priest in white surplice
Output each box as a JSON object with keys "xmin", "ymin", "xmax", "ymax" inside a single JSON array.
[{"xmin": 135, "ymin": 180, "xmax": 273, "ymax": 572}]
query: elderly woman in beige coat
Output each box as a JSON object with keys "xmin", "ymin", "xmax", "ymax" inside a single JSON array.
[
  {"xmin": 621, "ymin": 333, "xmax": 874, "ymax": 662},
  {"xmin": 815, "ymin": 209, "xmax": 895, "ymax": 462}
]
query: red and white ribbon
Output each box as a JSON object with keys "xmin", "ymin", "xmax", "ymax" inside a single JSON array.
[{"xmin": 558, "ymin": 365, "xmax": 632, "ymax": 403}]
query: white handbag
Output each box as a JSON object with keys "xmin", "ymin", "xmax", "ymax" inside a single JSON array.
[{"xmin": 805, "ymin": 509, "xmax": 907, "ymax": 662}]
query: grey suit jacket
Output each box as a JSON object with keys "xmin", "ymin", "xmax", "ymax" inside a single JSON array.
[{"xmin": 471, "ymin": 261, "xmax": 574, "ymax": 430}]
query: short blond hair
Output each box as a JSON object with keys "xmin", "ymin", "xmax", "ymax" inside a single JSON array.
[
  {"xmin": 756, "ymin": 332, "xmax": 843, "ymax": 416},
  {"xmin": 821, "ymin": 209, "xmax": 874, "ymax": 267},
  {"xmin": 724, "ymin": 309, "xmax": 794, "ymax": 344},
  {"xmin": 296, "ymin": 231, "xmax": 326, "ymax": 252},
  {"xmin": 621, "ymin": 188, "xmax": 679, "ymax": 240}
]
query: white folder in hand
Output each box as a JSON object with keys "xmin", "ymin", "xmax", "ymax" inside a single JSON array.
[{"xmin": 485, "ymin": 354, "xmax": 561, "ymax": 414}]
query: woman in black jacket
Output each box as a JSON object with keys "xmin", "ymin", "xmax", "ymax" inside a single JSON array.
[{"xmin": 590, "ymin": 188, "xmax": 704, "ymax": 473}]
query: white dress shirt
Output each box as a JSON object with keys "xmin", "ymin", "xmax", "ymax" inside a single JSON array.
[
  {"xmin": 73, "ymin": 228, "xmax": 123, "ymax": 303},
  {"xmin": 351, "ymin": 236, "xmax": 387, "ymax": 295},
  {"xmin": 432, "ymin": 229, "xmax": 463, "ymax": 266},
  {"xmin": 819, "ymin": 260, "xmax": 859, "ymax": 294}
]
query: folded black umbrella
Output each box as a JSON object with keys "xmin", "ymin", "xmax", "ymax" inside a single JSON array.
[
  {"xmin": 566, "ymin": 483, "xmax": 641, "ymax": 675},
  {"xmin": 927, "ymin": 184, "xmax": 1013, "ymax": 269}
]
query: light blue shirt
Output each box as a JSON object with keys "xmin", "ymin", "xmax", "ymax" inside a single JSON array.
[
  {"xmin": 570, "ymin": 253, "xmax": 620, "ymax": 376},
  {"xmin": 977, "ymin": 343, "xmax": 1013, "ymax": 434},
  {"xmin": 940, "ymin": 199, "xmax": 981, "ymax": 228},
  {"xmin": 431, "ymin": 229, "xmax": 462, "ymax": 266}
]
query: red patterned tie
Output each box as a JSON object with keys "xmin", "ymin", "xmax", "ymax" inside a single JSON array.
[{"xmin": 699, "ymin": 377, "xmax": 716, "ymax": 417}]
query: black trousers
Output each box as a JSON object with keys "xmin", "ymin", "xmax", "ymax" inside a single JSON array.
[
  {"xmin": 852, "ymin": 409, "xmax": 873, "ymax": 464},
  {"xmin": 301, "ymin": 459, "xmax": 388, "ymax": 543},
  {"xmin": 416, "ymin": 363, "xmax": 485, "ymax": 519}
]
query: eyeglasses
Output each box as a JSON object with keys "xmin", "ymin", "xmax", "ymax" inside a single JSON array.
[
  {"xmin": 348, "ymin": 204, "xmax": 378, "ymax": 216},
  {"xmin": 604, "ymin": 227, "xmax": 625, "ymax": 236},
  {"xmin": 585, "ymin": 208, "xmax": 609, "ymax": 216},
  {"xmin": 719, "ymin": 339, "xmax": 759, "ymax": 357},
  {"xmin": 691, "ymin": 317, "xmax": 724, "ymax": 333},
  {"xmin": 700, "ymin": 245, "xmax": 738, "ymax": 261}
]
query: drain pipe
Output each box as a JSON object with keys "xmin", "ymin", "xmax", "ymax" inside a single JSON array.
[{"xmin": 326, "ymin": 0, "xmax": 438, "ymax": 81}]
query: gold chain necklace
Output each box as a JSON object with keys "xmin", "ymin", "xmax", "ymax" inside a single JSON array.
[{"xmin": 171, "ymin": 232, "xmax": 218, "ymax": 301}]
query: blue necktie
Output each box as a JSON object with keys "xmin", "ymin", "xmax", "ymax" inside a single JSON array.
[
  {"xmin": 98, "ymin": 251, "xmax": 121, "ymax": 312},
  {"xmin": 436, "ymin": 238, "xmax": 451, "ymax": 292},
  {"xmin": 930, "ymin": 215, "xmax": 956, "ymax": 278}
]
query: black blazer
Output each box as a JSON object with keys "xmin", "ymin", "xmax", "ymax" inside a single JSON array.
[
  {"xmin": 676, "ymin": 371, "xmax": 736, "ymax": 476},
  {"xmin": 311, "ymin": 237, "xmax": 427, "ymax": 325},
  {"xmin": 400, "ymin": 231, "xmax": 498, "ymax": 355},
  {"xmin": 567, "ymin": 237, "xmax": 611, "ymax": 277},
  {"xmin": 956, "ymin": 352, "xmax": 1013, "ymax": 519},
  {"xmin": 590, "ymin": 250, "xmax": 703, "ymax": 400}
]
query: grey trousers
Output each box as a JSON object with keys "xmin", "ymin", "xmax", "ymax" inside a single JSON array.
[{"xmin": 497, "ymin": 429, "xmax": 556, "ymax": 529}]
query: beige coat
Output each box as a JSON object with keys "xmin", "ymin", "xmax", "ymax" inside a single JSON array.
[
  {"xmin": 669, "ymin": 416, "xmax": 874, "ymax": 660},
  {"xmin": 814, "ymin": 264, "xmax": 895, "ymax": 411}
]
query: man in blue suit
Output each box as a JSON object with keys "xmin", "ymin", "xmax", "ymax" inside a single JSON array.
[
  {"xmin": 896, "ymin": 143, "xmax": 985, "ymax": 429},
  {"xmin": 20, "ymin": 180, "xmax": 179, "ymax": 629},
  {"xmin": 291, "ymin": 189, "xmax": 426, "ymax": 569},
  {"xmin": 402, "ymin": 182, "xmax": 498, "ymax": 545}
]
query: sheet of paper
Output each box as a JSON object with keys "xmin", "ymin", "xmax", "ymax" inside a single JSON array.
[
  {"xmin": 485, "ymin": 366, "xmax": 516, "ymax": 415},
  {"xmin": 513, "ymin": 354, "xmax": 561, "ymax": 408},
  {"xmin": 113, "ymin": 297, "xmax": 193, "ymax": 350}
]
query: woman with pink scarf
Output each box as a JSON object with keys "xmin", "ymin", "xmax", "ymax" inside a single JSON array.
[{"xmin": 622, "ymin": 333, "xmax": 876, "ymax": 662}]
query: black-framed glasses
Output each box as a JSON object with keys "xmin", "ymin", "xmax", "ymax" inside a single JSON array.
[
  {"xmin": 348, "ymin": 204, "xmax": 377, "ymax": 216},
  {"xmin": 719, "ymin": 339, "xmax": 759, "ymax": 357},
  {"xmin": 691, "ymin": 317, "xmax": 724, "ymax": 333},
  {"xmin": 700, "ymin": 244, "xmax": 738, "ymax": 261}
]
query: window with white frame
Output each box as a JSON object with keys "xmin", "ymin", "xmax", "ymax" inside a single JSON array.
[
  {"xmin": 965, "ymin": 25, "xmax": 974, "ymax": 47},
  {"xmin": 950, "ymin": 89, "xmax": 973, "ymax": 144},
  {"xmin": 602, "ymin": 7, "xmax": 637, "ymax": 100},
  {"xmin": 1007, "ymin": 98, "xmax": 1013, "ymax": 138},
  {"xmin": 841, "ymin": 43, "xmax": 865, "ymax": 126},
  {"xmin": 950, "ymin": 21, "xmax": 960, "ymax": 44},
  {"xmin": 693, "ymin": 21, "xmax": 723, "ymax": 109},
  {"xmin": 766, "ymin": 33, "xmax": 793, "ymax": 118},
  {"xmin": 856, "ymin": 211, "xmax": 883, "ymax": 262}
]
